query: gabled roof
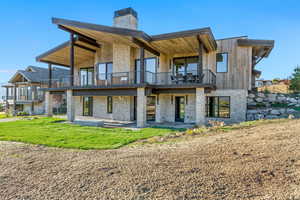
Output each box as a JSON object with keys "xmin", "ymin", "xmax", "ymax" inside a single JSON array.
[{"xmin": 9, "ymin": 66, "xmax": 69, "ymax": 84}]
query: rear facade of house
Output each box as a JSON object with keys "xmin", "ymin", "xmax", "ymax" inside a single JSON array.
[{"xmin": 37, "ymin": 8, "xmax": 274, "ymax": 127}]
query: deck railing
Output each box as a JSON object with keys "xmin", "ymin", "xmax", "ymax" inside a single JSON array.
[{"xmin": 44, "ymin": 70, "xmax": 216, "ymax": 88}]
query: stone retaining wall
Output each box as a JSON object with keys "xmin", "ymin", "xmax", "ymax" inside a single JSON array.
[{"xmin": 246, "ymin": 92, "xmax": 300, "ymax": 120}]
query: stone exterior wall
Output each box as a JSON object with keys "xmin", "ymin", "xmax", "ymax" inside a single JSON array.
[
  {"xmin": 205, "ymin": 89, "xmax": 248, "ymax": 124},
  {"xmin": 74, "ymin": 96, "xmax": 133, "ymax": 121},
  {"xmin": 247, "ymin": 92, "xmax": 300, "ymax": 120}
]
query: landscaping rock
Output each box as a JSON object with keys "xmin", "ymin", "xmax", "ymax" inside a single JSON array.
[
  {"xmin": 248, "ymin": 93, "xmax": 255, "ymax": 98},
  {"xmin": 265, "ymin": 115, "xmax": 279, "ymax": 119},
  {"xmin": 255, "ymin": 98, "xmax": 264, "ymax": 103},
  {"xmin": 257, "ymin": 93, "xmax": 265, "ymax": 98},
  {"xmin": 270, "ymin": 110, "xmax": 281, "ymax": 115},
  {"xmin": 267, "ymin": 94, "xmax": 277, "ymax": 102}
]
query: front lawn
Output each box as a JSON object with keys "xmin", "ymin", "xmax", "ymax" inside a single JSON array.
[{"xmin": 0, "ymin": 118, "xmax": 175, "ymax": 149}]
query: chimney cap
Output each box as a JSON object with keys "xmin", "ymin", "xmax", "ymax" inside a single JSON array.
[{"xmin": 114, "ymin": 7, "xmax": 138, "ymax": 19}]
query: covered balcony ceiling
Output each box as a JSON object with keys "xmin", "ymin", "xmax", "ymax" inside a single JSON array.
[
  {"xmin": 36, "ymin": 38, "xmax": 98, "ymax": 67},
  {"xmin": 36, "ymin": 17, "xmax": 217, "ymax": 67}
]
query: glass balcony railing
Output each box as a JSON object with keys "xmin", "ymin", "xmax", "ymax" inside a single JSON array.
[{"xmin": 43, "ymin": 69, "xmax": 216, "ymax": 88}]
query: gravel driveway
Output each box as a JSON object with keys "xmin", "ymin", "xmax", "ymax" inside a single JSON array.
[{"xmin": 0, "ymin": 120, "xmax": 300, "ymax": 199}]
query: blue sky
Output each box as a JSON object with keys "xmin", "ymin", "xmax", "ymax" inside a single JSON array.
[{"xmin": 0, "ymin": 0, "xmax": 299, "ymax": 88}]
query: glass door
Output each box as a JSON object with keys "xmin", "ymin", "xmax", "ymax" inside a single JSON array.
[
  {"xmin": 147, "ymin": 96, "xmax": 156, "ymax": 121},
  {"xmin": 80, "ymin": 67, "xmax": 94, "ymax": 86},
  {"xmin": 175, "ymin": 96, "xmax": 185, "ymax": 122},
  {"xmin": 83, "ymin": 96, "xmax": 93, "ymax": 116}
]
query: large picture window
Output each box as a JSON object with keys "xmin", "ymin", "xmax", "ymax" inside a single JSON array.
[
  {"xmin": 107, "ymin": 96, "xmax": 113, "ymax": 113},
  {"xmin": 216, "ymin": 53, "xmax": 228, "ymax": 73},
  {"xmin": 206, "ymin": 96, "xmax": 230, "ymax": 118},
  {"xmin": 173, "ymin": 56, "xmax": 198, "ymax": 75}
]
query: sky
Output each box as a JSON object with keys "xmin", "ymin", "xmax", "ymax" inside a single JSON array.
[{"xmin": 0, "ymin": 0, "xmax": 299, "ymax": 91}]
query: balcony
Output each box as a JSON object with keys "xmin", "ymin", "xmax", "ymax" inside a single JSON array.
[
  {"xmin": 2, "ymin": 96, "xmax": 14, "ymax": 100},
  {"xmin": 47, "ymin": 69, "xmax": 216, "ymax": 89}
]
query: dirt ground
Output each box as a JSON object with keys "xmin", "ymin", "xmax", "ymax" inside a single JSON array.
[{"xmin": 1, "ymin": 120, "xmax": 300, "ymax": 200}]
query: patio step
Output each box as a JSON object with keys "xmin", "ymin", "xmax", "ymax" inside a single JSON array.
[{"xmin": 73, "ymin": 120, "xmax": 104, "ymax": 127}]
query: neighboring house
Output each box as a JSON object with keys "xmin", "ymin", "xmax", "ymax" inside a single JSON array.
[
  {"xmin": 256, "ymin": 80, "xmax": 273, "ymax": 87},
  {"xmin": 36, "ymin": 8, "xmax": 274, "ymax": 127},
  {"xmin": 2, "ymin": 66, "xmax": 69, "ymax": 115},
  {"xmin": 256, "ymin": 79, "xmax": 290, "ymax": 94}
]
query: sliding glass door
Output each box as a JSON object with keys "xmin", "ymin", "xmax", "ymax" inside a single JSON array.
[{"xmin": 80, "ymin": 67, "xmax": 94, "ymax": 86}]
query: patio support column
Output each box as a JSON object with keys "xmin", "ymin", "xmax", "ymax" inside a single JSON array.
[
  {"xmin": 70, "ymin": 33, "xmax": 75, "ymax": 86},
  {"xmin": 195, "ymin": 88, "xmax": 205, "ymax": 126},
  {"xmin": 48, "ymin": 63, "xmax": 52, "ymax": 88},
  {"xmin": 45, "ymin": 91, "xmax": 53, "ymax": 117},
  {"xmin": 67, "ymin": 90, "xmax": 75, "ymax": 122},
  {"xmin": 137, "ymin": 88, "xmax": 147, "ymax": 127},
  {"xmin": 5, "ymin": 87, "xmax": 9, "ymax": 116},
  {"xmin": 13, "ymin": 85, "xmax": 16, "ymax": 116},
  {"xmin": 140, "ymin": 47, "xmax": 145, "ymax": 83}
]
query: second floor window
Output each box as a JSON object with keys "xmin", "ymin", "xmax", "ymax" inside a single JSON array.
[
  {"xmin": 98, "ymin": 62, "xmax": 113, "ymax": 80},
  {"xmin": 173, "ymin": 56, "xmax": 198, "ymax": 75},
  {"xmin": 216, "ymin": 53, "xmax": 228, "ymax": 73}
]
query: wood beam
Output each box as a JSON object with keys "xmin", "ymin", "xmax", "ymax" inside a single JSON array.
[
  {"xmin": 70, "ymin": 33, "xmax": 75, "ymax": 86},
  {"xmin": 74, "ymin": 44, "xmax": 96, "ymax": 53},
  {"xmin": 58, "ymin": 25, "xmax": 97, "ymax": 44},
  {"xmin": 132, "ymin": 37, "xmax": 160, "ymax": 56},
  {"xmin": 197, "ymin": 36, "xmax": 208, "ymax": 53},
  {"xmin": 77, "ymin": 36, "xmax": 100, "ymax": 48},
  {"xmin": 39, "ymin": 60, "xmax": 70, "ymax": 68}
]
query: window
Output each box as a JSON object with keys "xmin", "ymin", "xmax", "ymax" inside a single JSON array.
[
  {"xmin": 97, "ymin": 62, "xmax": 113, "ymax": 80},
  {"xmin": 107, "ymin": 96, "xmax": 113, "ymax": 113},
  {"xmin": 216, "ymin": 53, "xmax": 228, "ymax": 72},
  {"xmin": 173, "ymin": 56, "xmax": 198, "ymax": 75},
  {"xmin": 206, "ymin": 96, "xmax": 230, "ymax": 118},
  {"xmin": 135, "ymin": 57, "xmax": 157, "ymax": 84}
]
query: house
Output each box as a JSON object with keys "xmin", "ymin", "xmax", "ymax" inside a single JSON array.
[
  {"xmin": 2, "ymin": 66, "xmax": 69, "ymax": 115},
  {"xmin": 36, "ymin": 7, "xmax": 274, "ymax": 127}
]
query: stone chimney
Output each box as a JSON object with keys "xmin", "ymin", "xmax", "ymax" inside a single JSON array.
[{"xmin": 113, "ymin": 7, "xmax": 138, "ymax": 30}]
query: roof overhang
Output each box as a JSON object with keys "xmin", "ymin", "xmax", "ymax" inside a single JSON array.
[
  {"xmin": 9, "ymin": 71, "xmax": 30, "ymax": 83},
  {"xmin": 237, "ymin": 39, "xmax": 274, "ymax": 68},
  {"xmin": 237, "ymin": 39, "xmax": 274, "ymax": 57},
  {"xmin": 150, "ymin": 27, "xmax": 217, "ymax": 54},
  {"xmin": 45, "ymin": 17, "xmax": 217, "ymax": 57},
  {"xmin": 252, "ymin": 69, "xmax": 262, "ymax": 78},
  {"xmin": 36, "ymin": 37, "xmax": 98, "ymax": 67}
]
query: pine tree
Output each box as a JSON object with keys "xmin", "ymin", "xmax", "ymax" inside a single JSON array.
[{"xmin": 289, "ymin": 65, "xmax": 300, "ymax": 92}]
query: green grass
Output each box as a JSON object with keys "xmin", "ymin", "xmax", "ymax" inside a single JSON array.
[
  {"xmin": 0, "ymin": 117, "xmax": 175, "ymax": 150},
  {"xmin": 0, "ymin": 113, "xmax": 11, "ymax": 119}
]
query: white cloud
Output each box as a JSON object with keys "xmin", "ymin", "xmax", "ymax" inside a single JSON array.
[{"xmin": 0, "ymin": 70, "xmax": 16, "ymax": 73}]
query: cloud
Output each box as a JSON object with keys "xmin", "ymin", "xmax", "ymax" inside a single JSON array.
[{"xmin": 0, "ymin": 70, "xmax": 16, "ymax": 73}]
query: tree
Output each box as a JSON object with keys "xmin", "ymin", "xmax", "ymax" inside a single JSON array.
[{"xmin": 289, "ymin": 65, "xmax": 300, "ymax": 93}]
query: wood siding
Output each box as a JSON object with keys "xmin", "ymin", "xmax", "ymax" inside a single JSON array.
[{"xmin": 215, "ymin": 38, "xmax": 252, "ymax": 90}]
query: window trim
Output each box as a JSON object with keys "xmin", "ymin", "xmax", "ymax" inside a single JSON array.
[
  {"xmin": 216, "ymin": 52, "xmax": 229, "ymax": 73},
  {"xmin": 107, "ymin": 96, "xmax": 113, "ymax": 114},
  {"xmin": 205, "ymin": 96, "xmax": 230, "ymax": 118}
]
